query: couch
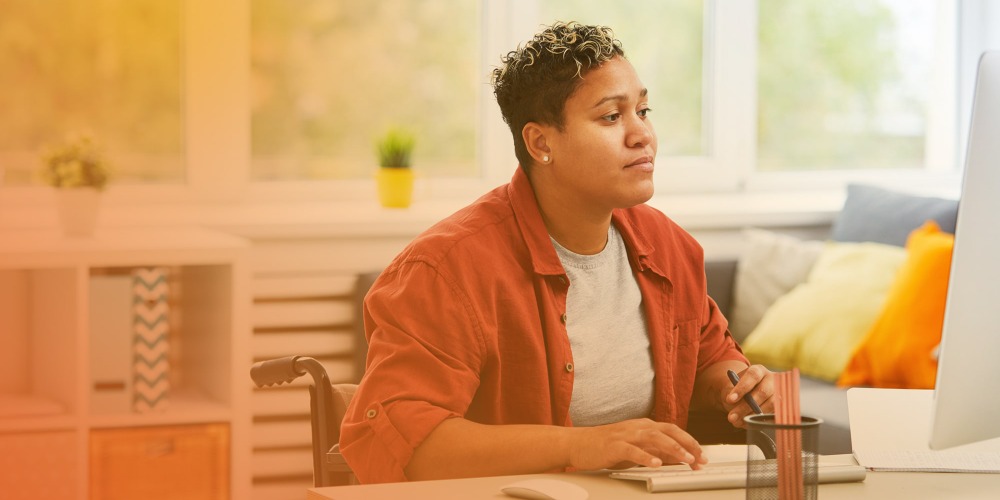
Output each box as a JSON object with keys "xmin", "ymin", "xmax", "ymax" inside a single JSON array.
[
  {"xmin": 708, "ymin": 183, "xmax": 960, "ymax": 455},
  {"xmin": 706, "ymin": 257, "xmax": 853, "ymax": 454}
]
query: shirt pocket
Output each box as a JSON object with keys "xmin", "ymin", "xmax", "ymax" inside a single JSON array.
[
  {"xmin": 671, "ymin": 319, "xmax": 701, "ymax": 391},
  {"xmin": 667, "ymin": 319, "xmax": 700, "ymax": 372}
]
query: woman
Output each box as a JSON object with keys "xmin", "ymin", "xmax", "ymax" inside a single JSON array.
[{"xmin": 340, "ymin": 21, "xmax": 774, "ymax": 483}]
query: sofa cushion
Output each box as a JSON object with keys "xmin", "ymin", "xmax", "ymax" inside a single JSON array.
[
  {"xmin": 740, "ymin": 241, "xmax": 907, "ymax": 381},
  {"xmin": 729, "ymin": 229, "xmax": 824, "ymax": 342},
  {"xmin": 831, "ymin": 184, "xmax": 958, "ymax": 247},
  {"xmin": 837, "ymin": 222, "xmax": 953, "ymax": 389},
  {"xmin": 706, "ymin": 259, "xmax": 738, "ymax": 320}
]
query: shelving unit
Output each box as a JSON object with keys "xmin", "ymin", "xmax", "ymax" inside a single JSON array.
[{"xmin": 0, "ymin": 227, "xmax": 250, "ymax": 500}]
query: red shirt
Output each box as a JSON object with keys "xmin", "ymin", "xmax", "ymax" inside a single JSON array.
[{"xmin": 340, "ymin": 169, "xmax": 747, "ymax": 483}]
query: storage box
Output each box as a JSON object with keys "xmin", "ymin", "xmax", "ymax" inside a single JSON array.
[
  {"xmin": 90, "ymin": 423, "xmax": 229, "ymax": 500},
  {"xmin": 90, "ymin": 274, "xmax": 134, "ymax": 414}
]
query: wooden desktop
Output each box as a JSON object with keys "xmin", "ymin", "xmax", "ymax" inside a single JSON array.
[
  {"xmin": 310, "ymin": 390, "xmax": 1000, "ymax": 499},
  {"xmin": 307, "ymin": 453, "xmax": 1000, "ymax": 500}
]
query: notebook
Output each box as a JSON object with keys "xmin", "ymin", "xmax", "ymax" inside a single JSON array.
[{"xmin": 847, "ymin": 388, "xmax": 1000, "ymax": 472}]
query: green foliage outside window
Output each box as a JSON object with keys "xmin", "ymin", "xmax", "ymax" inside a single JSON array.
[
  {"xmin": 757, "ymin": 0, "xmax": 934, "ymax": 171},
  {"xmin": 0, "ymin": 0, "xmax": 949, "ymax": 186},
  {"xmin": 251, "ymin": 0, "xmax": 478, "ymax": 180},
  {"xmin": 540, "ymin": 0, "xmax": 705, "ymax": 157},
  {"xmin": 0, "ymin": 0, "xmax": 182, "ymax": 185}
]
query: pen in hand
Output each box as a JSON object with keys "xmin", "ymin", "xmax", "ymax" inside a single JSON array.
[
  {"xmin": 728, "ymin": 369, "xmax": 777, "ymax": 460},
  {"xmin": 727, "ymin": 369, "xmax": 763, "ymax": 415}
]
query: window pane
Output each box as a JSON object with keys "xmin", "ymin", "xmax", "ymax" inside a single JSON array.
[
  {"xmin": 537, "ymin": 0, "xmax": 705, "ymax": 156},
  {"xmin": 758, "ymin": 0, "xmax": 944, "ymax": 171},
  {"xmin": 0, "ymin": 0, "xmax": 183, "ymax": 186},
  {"xmin": 251, "ymin": 0, "xmax": 479, "ymax": 180}
]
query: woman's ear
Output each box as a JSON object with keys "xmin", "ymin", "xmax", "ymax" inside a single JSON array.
[{"xmin": 522, "ymin": 122, "xmax": 552, "ymax": 165}]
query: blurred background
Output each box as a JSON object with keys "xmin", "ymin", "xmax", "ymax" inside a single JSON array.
[
  {"xmin": 1, "ymin": 2, "xmax": 999, "ymax": 499},
  {"xmin": 1, "ymin": 0, "xmax": 995, "ymax": 199}
]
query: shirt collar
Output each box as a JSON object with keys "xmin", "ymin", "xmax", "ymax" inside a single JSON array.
[
  {"xmin": 507, "ymin": 167, "xmax": 658, "ymax": 277},
  {"xmin": 508, "ymin": 168, "xmax": 564, "ymax": 276},
  {"xmin": 611, "ymin": 209, "xmax": 661, "ymax": 276}
]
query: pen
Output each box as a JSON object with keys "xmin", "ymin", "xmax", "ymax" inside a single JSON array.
[{"xmin": 727, "ymin": 369, "xmax": 763, "ymax": 415}]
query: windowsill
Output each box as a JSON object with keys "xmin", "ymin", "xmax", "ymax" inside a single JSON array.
[
  {"xmin": 219, "ymin": 190, "xmax": 848, "ymax": 239},
  {"xmin": 0, "ymin": 188, "xmax": 848, "ymax": 240},
  {"xmin": 0, "ymin": 165, "xmax": 964, "ymax": 240}
]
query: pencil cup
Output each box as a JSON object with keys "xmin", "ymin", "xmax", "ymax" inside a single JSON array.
[{"xmin": 744, "ymin": 414, "xmax": 822, "ymax": 500}]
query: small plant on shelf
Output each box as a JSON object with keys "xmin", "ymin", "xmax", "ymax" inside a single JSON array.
[
  {"xmin": 374, "ymin": 127, "xmax": 416, "ymax": 208},
  {"xmin": 376, "ymin": 127, "xmax": 416, "ymax": 169},
  {"xmin": 39, "ymin": 133, "xmax": 113, "ymax": 236},
  {"xmin": 40, "ymin": 134, "xmax": 112, "ymax": 190}
]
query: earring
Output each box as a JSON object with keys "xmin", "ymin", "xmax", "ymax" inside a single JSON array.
[{"xmin": 542, "ymin": 155, "xmax": 550, "ymax": 163}]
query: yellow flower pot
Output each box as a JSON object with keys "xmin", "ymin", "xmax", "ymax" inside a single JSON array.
[{"xmin": 376, "ymin": 168, "xmax": 414, "ymax": 208}]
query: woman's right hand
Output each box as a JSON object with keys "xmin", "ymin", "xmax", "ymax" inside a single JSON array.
[{"xmin": 566, "ymin": 418, "xmax": 708, "ymax": 471}]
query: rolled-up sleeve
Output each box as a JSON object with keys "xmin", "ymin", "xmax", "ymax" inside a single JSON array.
[{"xmin": 339, "ymin": 258, "xmax": 485, "ymax": 483}]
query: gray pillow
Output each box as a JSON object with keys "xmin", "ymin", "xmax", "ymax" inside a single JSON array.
[
  {"xmin": 830, "ymin": 184, "xmax": 958, "ymax": 247},
  {"xmin": 730, "ymin": 229, "xmax": 824, "ymax": 343}
]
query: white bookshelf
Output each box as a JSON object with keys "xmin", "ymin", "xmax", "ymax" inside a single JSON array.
[{"xmin": 0, "ymin": 227, "xmax": 251, "ymax": 500}]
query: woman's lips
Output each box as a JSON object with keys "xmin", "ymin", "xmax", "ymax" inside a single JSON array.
[{"xmin": 625, "ymin": 157, "xmax": 654, "ymax": 172}]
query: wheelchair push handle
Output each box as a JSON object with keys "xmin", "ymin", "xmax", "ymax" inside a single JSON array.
[{"xmin": 251, "ymin": 355, "xmax": 308, "ymax": 387}]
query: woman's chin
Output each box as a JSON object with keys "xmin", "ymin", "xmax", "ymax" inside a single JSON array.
[{"xmin": 626, "ymin": 181, "xmax": 655, "ymax": 206}]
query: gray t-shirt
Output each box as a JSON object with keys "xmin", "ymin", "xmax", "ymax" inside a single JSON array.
[{"xmin": 551, "ymin": 223, "xmax": 656, "ymax": 427}]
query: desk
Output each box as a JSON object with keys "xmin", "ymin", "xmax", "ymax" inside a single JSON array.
[{"xmin": 307, "ymin": 455, "xmax": 1000, "ymax": 500}]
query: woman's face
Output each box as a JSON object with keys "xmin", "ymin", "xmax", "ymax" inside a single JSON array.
[{"xmin": 544, "ymin": 56, "xmax": 657, "ymax": 212}]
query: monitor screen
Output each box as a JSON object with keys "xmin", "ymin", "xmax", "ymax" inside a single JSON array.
[{"xmin": 929, "ymin": 51, "xmax": 1000, "ymax": 450}]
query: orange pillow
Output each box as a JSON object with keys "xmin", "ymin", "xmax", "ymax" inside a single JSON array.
[{"xmin": 837, "ymin": 221, "xmax": 954, "ymax": 389}]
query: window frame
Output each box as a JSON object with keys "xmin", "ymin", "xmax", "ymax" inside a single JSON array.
[{"xmin": 0, "ymin": 0, "xmax": 990, "ymax": 217}]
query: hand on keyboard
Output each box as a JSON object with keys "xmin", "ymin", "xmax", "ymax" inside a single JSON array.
[{"xmin": 568, "ymin": 419, "xmax": 709, "ymax": 472}]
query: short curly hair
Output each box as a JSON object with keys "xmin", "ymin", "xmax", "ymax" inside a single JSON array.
[{"xmin": 491, "ymin": 22, "xmax": 625, "ymax": 171}]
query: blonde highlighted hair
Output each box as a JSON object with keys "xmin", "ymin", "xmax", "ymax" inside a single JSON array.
[{"xmin": 491, "ymin": 22, "xmax": 625, "ymax": 171}]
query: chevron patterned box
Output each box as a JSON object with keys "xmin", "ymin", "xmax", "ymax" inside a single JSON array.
[{"xmin": 132, "ymin": 267, "xmax": 170, "ymax": 413}]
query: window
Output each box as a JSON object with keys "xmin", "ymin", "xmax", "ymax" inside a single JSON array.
[
  {"xmin": 0, "ymin": 0, "xmax": 183, "ymax": 186},
  {"xmin": 519, "ymin": 0, "xmax": 960, "ymax": 194},
  {"xmin": 250, "ymin": 0, "xmax": 480, "ymax": 181},
  {"xmin": 757, "ymin": 0, "xmax": 955, "ymax": 172},
  {"xmin": 1, "ymin": 0, "xmax": 984, "ymax": 204},
  {"xmin": 536, "ymin": 0, "xmax": 705, "ymax": 157}
]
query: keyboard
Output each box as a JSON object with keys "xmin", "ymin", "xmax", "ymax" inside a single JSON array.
[{"xmin": 610, "ymin": 460, "xmax": 867, "ymax": 493}]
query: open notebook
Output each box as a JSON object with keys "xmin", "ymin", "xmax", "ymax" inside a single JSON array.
[{"xmin": 847, "ymin": 388, "xmax": 1000, "ymax": 472}]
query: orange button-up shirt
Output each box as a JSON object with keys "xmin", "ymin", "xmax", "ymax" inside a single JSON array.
[{"xmin": 340, "ymin": 168, "xmax": 747, "ymax": 483}]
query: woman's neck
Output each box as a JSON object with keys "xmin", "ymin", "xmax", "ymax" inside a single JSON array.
[{"xmin": 531, "ymin": 177, "xmax": 613, "ymax": 255}]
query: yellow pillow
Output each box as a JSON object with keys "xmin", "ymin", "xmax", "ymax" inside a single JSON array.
[
  {"xmin": 740, "ymin": 241, "xmax": 907, "ymax": 381},
  {"xmin": 838, "ymin": 222, "xmax": 953, "ymax": 389}
]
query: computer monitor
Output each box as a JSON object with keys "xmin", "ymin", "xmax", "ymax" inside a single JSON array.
[{"xmin": 928, "ymin": 51, "xmax": 1000, "ymax": 450}]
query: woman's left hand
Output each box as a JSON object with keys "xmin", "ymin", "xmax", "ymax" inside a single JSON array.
[{"xmin": 722, "ymin": 364, "xmax": 773, "ymax": 428}]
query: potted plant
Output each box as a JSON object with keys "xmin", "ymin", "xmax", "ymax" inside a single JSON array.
[
  {"xmin": 40, "ymin": 134, "xmax": 112, "ymax": 237},
  {"xmin": 375, "ymin": 127, "xmax": 415, "ymax": 208}
]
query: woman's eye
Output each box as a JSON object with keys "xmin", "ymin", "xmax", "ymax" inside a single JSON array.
[
  {"xmin": 602, "ymin": 113, "xmax": 621, "ymax": 122},
  {"xmin": 638, "ymin": 108, "xmax": 652, "ymax": 118}
]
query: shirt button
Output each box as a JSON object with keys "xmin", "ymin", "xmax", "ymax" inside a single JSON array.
[
  {"xmin": 565, "ymin": 363, "xmax": 574, "ymax": 373},
  {"xmin": 366, "ymin": 409, "xmax": 377, "ymax": 419},
  {"xmin": 560, "ymin": 313, "xmax": 568, "ymax": 324}
]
